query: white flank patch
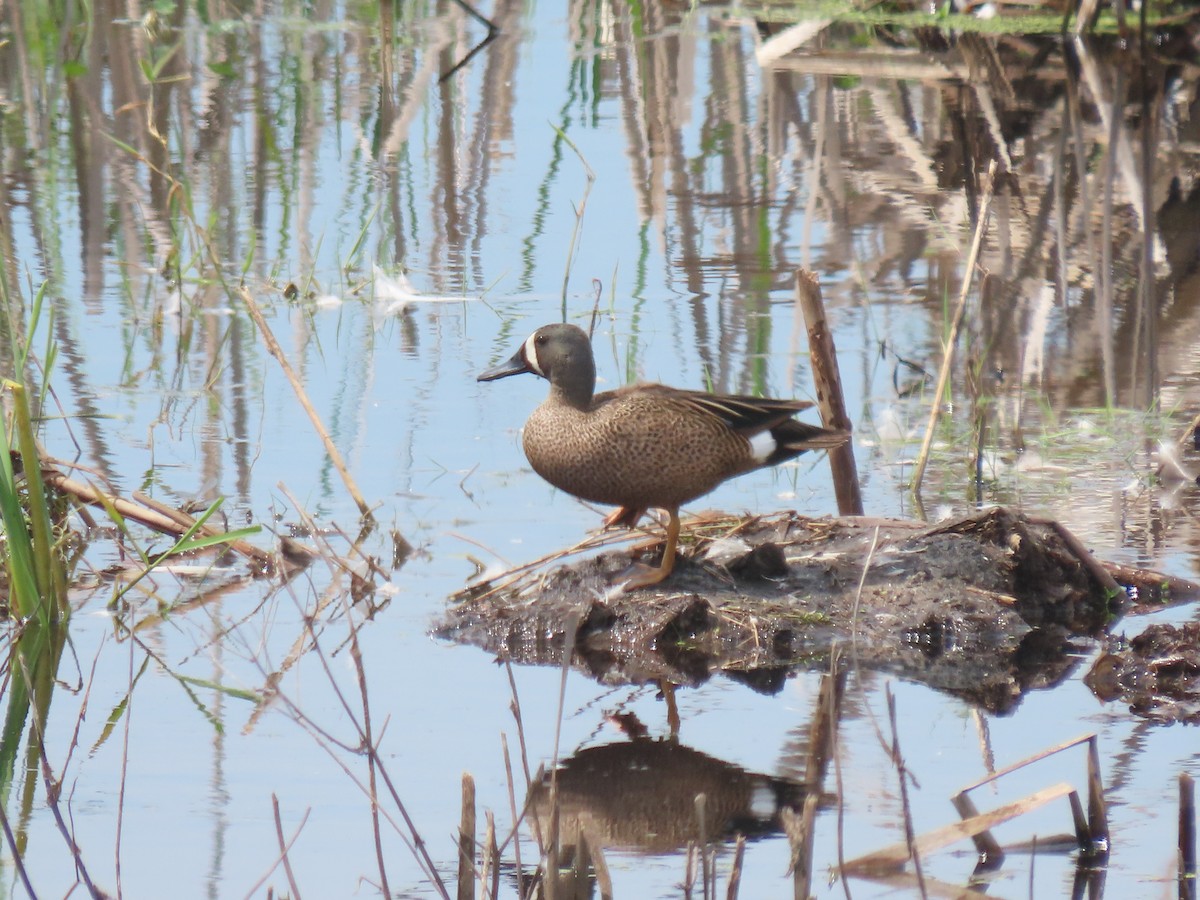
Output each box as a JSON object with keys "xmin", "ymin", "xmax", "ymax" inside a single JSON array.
[
  {"xmin": 523, "ymin": 332, "xmax": 545, "ymax": 376},
  {"xmin": 748, "ymin": 430, "xmax": 777, "ymax": 463},
  {"xmin": 749, "ymin": 783, "xmax": 775, "ymax": 819}
]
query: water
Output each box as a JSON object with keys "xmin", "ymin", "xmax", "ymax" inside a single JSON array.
[{"xmin": 1, "ymin": 2, "xmax": 1199, "ymax": 896}]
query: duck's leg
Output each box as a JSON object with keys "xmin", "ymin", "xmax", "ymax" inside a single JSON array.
[
  {"xmin": 658, "ymin": 679, "xmax": 681, "ymax": 739},
  {"xmin": 603, "ymin": 506, "xmax": 645, "ymax": 529},
  {"xmin": 620, "ymin": 508, "xmax": 681, "ymax": 591}
]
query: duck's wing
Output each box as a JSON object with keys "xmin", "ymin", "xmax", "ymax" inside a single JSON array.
[{"xmin": 595, "ymin": 383, "xmax": 813, "ymax": 434}]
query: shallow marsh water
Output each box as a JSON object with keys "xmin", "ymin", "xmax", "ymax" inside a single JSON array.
[{"xmin": 2, "ymin": 1, "xmax": 1200, "ymax": 897}]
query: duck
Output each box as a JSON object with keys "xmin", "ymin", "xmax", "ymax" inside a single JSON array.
[{"xmin": 478, "ymin": 323, "xmax": 847, "ymax": 590}]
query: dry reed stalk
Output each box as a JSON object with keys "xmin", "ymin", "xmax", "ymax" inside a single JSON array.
[
  {"xmin": 0, "ymin": 806, "xmax": 35, "ymax": 897},
  {"xmin": 726, "ymin": 833, "xmax": 745, "ymax": 900},
  {"xmin": 458, "ymin": 774, "xmax": 477, "ymax": 900},
  {"xmin": 588, "ymin": 824, "xmax": 613, "ymax": 900},
  {"xmin": 500, "ymin": 734, "xmax": 526, "ymax": 898},
  {"xmin": 845, "ymin": 782, "xmax": 1076, "ymax": 875},
  {"xmin": 795, "ymin": 268, "xmax": 862, "ymax": 516},
  {"xmin": 695, "ymin": 793, "xmax": 712, "ymax": 900},
  {"xmin": 1182, "ymin": 773, "xmax": 1196, "ymax": 898},
  {"xmin": 11, "ymin": 644, "xmax": 106, "ymax": 898},
  {"xmin": 1028, "ymin": 516, "xmax": 1123, "ymax": 599},
  {"xmin": 41, "ymin": 460, "xmax": 275, "ymax": 572},
  {"xmin": 236, "ymin": 286, "xmax": 374, "ymax": 520},
  {"xmin": 886, "ymin": 688, "xmax": 928, "ymax": 898},
  {"xmin": 910, "ymin": 159, "xmax": 999, "ymax": 495},
  {"xmin": 244, "ymin": 800, "xmax": 311, "ymax": 896},
  {"xmin": 484, "ymin": 812, "xmax": 499, "ymax": 900},
  {"xmin": 272, "ymin": 794, "xmax": 305, "ymax": 899},
  {"xmin": 343, "ymin": 612, "xmax": 393, "ymax": 898},
  {"xmin": 1085, "ymin": 737, "xmax": 1110, "ymax": 856},
  {"xmin": 949, "ymin": 791, "xmax": 1004, "ymax": 867},
  {"xmin": 268, "ymin": 596, "xmax": 448, "ymax": 896}
]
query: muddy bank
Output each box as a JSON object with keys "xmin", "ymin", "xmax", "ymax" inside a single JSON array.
[
  {"xmin": 1087, "ymin": 622, "xmax": 1200, "ymax": 724},
  {"xmin": 440, "ymin": 507, "xmax": 1187, "ymax": 713}
]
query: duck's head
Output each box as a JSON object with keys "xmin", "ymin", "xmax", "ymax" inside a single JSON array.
[{"xmin": 478, "ymin": 323, "xmax": 596, "ymax": 406}]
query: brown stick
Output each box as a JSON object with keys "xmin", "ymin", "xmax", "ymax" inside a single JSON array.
[
  {"xmin": 1182, "ymin": 773, "xmax": 1196, "ymax": 899},
  {"xmin": 458, "ymin": 773, "xmax": 477, "ymax": 900},
  {"xmin": 272, "ymin": 794, "xmax": 305, "ymax": 899},
  {"xmin": 40, "ymin": 460, "xmax": 277, "ymax": 574},
  {"xmin": 1027, "ymin": 516, "xmax": 1124, "ymax": 600},
  {"xmin": 795, "ymin": 268, "xmax": 863, "ymax": 516},
  {"xmin": 726, "ymin": 833, "xmax": 746, "ymax": 900},
  {"xmin": 910, "ymin": 159, "xmax": 999, "ymax": 494},
  {"xmin": 237, "ymin": 286, "xmax": 375, "ymax": 521}
]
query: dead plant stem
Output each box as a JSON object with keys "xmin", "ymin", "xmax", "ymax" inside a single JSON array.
[
  {"xmin": 271, "ymin": 795, "xmax": 305, "ymax": 899},
  {"xmin": 887, "ymin": 688, "xmax": 927, "ymax": 899},
  {"xmin": 236, "ymin": 286, "xmax": 374, "ymax": 521},
  {"xmin": 499, "ymin": 734, "xmax": 526, "ymax": 898},
  {"xmin": 910, "ymin": 159, "xmax": 999, "ymax": 494},
  {"xmin": 275, "ymin": 582, "xmax": 448, "ymax": 897},
  {"xmin": 0, "ymin": 804, "xmax": 36, "ymax": 898},
  {"xmin": 552, "ymin": 125, "xmax": 596, "ymax": 320},
  {"xmin": 348, "ymin": 620, "xmax": 392, "ymax": 899}
]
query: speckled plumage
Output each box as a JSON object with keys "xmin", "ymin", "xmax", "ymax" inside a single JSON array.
[{"xmin": 478, "ymin": 323, "xmax": 847, "ymax": 589}]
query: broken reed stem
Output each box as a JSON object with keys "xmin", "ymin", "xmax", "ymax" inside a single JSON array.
[
  {"xmin": 344, "ymin": 614, "xmax": 392, "ymax": 900},
  {"xmin": 500, "ymin": 734, "xmax": 526, "ymax": 898},
  {"xmin": 41, "ymin": 459, "xmax": 276, "ymax": 572},
  {"xmin": 910, "ymin": 158, "xmax": 1000, "ymax": 495},
  {"xmin": 591, "ymin": 826, "xmax": 614, "ymax": 900},
  {"xmin": 237, "ymin": 286, "xmax": 375, "ymax": 521},
  {"xmin": 484, "ymin": 812, "xmax": 499, "ymax": 900},
  {"xmin": 695, "ymin": 793, "xmax": 712, "ymax": 900},
  {"xmin": 272, "ymin": 794, "xmax": 305, "ymax": 899},
  {"xmin": 0, "ymin": 806, "xmax": 35, "ymax": 898},
  {"xmin": 458, "ymin": 773, "xmax": 477, "ymax": 900},
  {"xmin": 505, "ymin": 661, "xmax": 544, "ymax": 852},
  {"xmin": 283, "ymin": 596, "xmax": 450, "ymax": 897},
  {"xmin": 1182, "ymin": 773, "xmax": 1197, "ymax": 898},
  {"xmin": 1027, "ymin": 516, "xmax": 1124, "ymax": 601},
  {"xmin": 244, "ymin": 800, "xmax": 311, "ymax": 896},
  {"xmin": 795, "ymin": 268, "xmax": 863, "ymax": 515},
  {"xmin": 1029, "ymin": 834, "xmax": 1037, "ymax": 896},
  {"xmin": 727, "ymin": 833, "xmax": 745, "ymax": 900},
  {"xmin": 1085, "ymin": 735, "xmax": 1110, "ymax": 855},
  {"xmin": 887, "ymin": 687, "xmax": 928, "ymax": 899}
]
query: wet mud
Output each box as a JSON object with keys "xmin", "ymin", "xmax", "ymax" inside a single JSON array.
[
  {"xmin": 441, "ymin": 507, "xmax": 1186, "ymax": 713},
  {"xmin": 1087, "ymin": 622, "xmax": 1200, "ymax": 724}
]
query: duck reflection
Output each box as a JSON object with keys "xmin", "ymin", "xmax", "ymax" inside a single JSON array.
[{"xmin": 528, "ymin": 736, "xmax": 808, "ymax": 854}]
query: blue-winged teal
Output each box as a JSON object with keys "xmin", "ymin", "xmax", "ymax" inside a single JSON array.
[{"xmin": 478, "ymin": 323, "xmax": 847, "ymax": 590}]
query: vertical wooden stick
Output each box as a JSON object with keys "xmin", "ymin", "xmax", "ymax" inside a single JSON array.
[
  {"xmin": 458, "ymin": 773, "xmax": 476, "ymax": 900},
  {"xmin": 727, "ymin": 834, "xmax": 746, "ymax": 900},
  {"xmin": 1181, "ymin": 772, "xmax": 1196, "ymax": 900},
  {"xmin": 795, "ymin": 269, "xmax": 863, "ymax": 516},
  {"xmin": 1086, "ymin": 735, "xmax": 1110, "ymax": 858}
]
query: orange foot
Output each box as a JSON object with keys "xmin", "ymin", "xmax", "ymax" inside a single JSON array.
[{"xmin": 618, "ymin": 509, "xmax": 681, "ymax": 592}]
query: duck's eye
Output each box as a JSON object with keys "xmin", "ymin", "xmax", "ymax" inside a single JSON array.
[{"xmin": 535, "ymin": 334, "xmax": 548, "ymax": 345}]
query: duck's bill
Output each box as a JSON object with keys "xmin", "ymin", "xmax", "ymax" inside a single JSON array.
[{"xmin": 477, "ymin": 348, "xmax": 531, "ymax": 382}]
